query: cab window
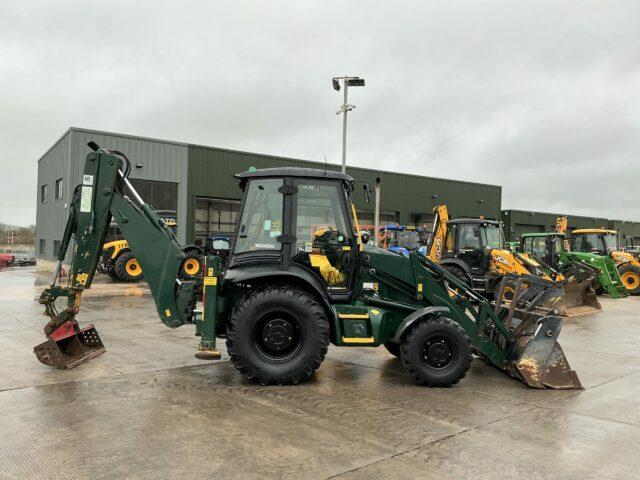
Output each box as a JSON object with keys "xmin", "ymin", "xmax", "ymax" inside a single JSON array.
[
  {"xmin": 292, "ymin": 182, "xmax": 352, "ymax": 290},
  {"xmin": 458, "ymin": 224, "xmax": 481, "ymax": 250},
  {"xmin": 234, "ymin": 179, "xmax": 283, "ymax": 254}
]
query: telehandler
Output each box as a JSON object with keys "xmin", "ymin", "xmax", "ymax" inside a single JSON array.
[
  {"xmin": 571, "ymin": 228, "xmax": 640, "ymax": 295},
  {"xmin": 33, "ymin": 144, "xmax": 581, "ymax": 389},
  {"xmin": 98, "ymin": 216, "xmax": 202, "ymax": 282},
  {"xmin": 425, "ymin": 205, "xmax": 600, "ymax": 317},
  {"xmin": 519, "ymin": 218, "xmax": 627, "ymax": 300}
]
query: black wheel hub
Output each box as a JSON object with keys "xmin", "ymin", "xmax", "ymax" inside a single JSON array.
[
  {"xmin": 262, "ymin": 318, "xmax": 295, "ymax": 352},
  {"xmin": 252, "ymin": 312, "xmax": 302, "ymax": 361},
  {"xmin": 423, "ymin": 335, "xmax": 455, "ymax": 369}
]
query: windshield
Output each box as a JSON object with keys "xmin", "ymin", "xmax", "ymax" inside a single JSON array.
[
  {"xmin": 603, "ymin": 233, "xmax": 618, "ymax": 252},
  {"xmin": 397, "ymin": 231, "xmax": 420, "ymax": 250},
  {"xmin": 574, "ymin": 233, "xmax": 616, "ymax": 254},
  {"xmin": 481, "ymin": 224, "xmax": 502, "ymax": 249}
]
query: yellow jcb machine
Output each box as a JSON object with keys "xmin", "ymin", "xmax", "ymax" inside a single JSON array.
[
  {"xmin": 571, "ymin": 228, "xmax": 640, "ymax": 295},
  {"xmin": 426, "ymin": 205, "xmax": 600, "ymax": 316},
  {"xmin": 98, "ymin": 216, "xmax": 202, "ymax": 282}
]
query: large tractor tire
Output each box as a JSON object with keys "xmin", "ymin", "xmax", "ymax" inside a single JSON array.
[
  {"xmin": 114, "ymin": 251, "xmax": 144, "ymax": 282},
  {"xmin": 442, "ymin": 265, "xmax": 471, "ymax": 287},
  {"xmin": 400, "ymin": 316, "xmax": 472, "ymax": 387},
  {"xmin": 384, "ymin": 342, "xmax": 401, "ymax": 358},
  {"xmin": 618, "ymin": 264, "xmax": 640, "ymax": 295},
  {"xmin": 179, "ymin": 250, "xmax": 202, "ymax": 279},
  {"xmin": 226, "ymin": 285, "xmax": 329, "ymax": 385}
]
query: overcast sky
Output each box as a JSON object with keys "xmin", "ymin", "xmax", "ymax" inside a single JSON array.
[{"xmin": 1, "ymin": 1, "xmax": 639, "ymax": 226}]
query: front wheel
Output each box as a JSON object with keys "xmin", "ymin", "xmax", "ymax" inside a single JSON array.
[
  {"xmin": 114, "ymin": 251, "xmax": 144, "ymax": 282},
  {"xmin": 619, "ymin": 264, "xmax": 640, "ymax": 295},
  {"xmin": 400, "ymin": 316, "xmax": 472, "ymax": 387},
  {"xmin": 226, "ymin": 285, "xmax": 329, "ymax": 385}
]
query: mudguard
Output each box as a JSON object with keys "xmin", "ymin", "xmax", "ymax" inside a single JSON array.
[{"xmin": 391, "ymin": 306, "xmax": 451, "ymax": 342}]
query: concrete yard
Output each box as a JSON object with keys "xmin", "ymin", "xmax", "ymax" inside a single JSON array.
[{"xmin": 1, "ymin": 267, "xmax": 639, "ymax": 480}]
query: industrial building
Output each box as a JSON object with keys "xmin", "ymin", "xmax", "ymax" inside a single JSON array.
[
  {"xmin": 502, "ymin": 209, "xmax": 640, "ymax": 247},
  {"xmin": 36, "ymin": 128, "xmax": 502, "ymax": 266}
]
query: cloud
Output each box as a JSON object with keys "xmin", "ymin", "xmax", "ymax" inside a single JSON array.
[{"xmin": 0, "ymin": 0, "xmax": 638, "ymax": 225}]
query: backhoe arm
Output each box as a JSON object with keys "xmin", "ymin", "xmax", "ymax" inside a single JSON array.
[
  {"xmin": 427, "ymin": 204, "xmax": 449, "ymax": 261},
  {"xmin": 35, "ymin": 146, "xmax": 205, "ymax": 369}
]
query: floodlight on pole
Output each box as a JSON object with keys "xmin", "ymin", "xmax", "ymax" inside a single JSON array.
[{"xmin": 332, "ymin": 76, "xmax": 365, "ymax": 173}]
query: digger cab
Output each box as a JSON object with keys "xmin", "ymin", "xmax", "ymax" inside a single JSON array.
[
  {"xmin": 441, "ymin": 218, "xmax": 503, "ymax": 273},
  {"xmin": 227, "ymin": 168, "xmax": 364, "ymax": 296}
]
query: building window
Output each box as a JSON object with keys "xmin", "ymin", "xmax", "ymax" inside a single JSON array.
[
  {"xmin": 55, "ymin": 178, "xmax": 63, "ymax": 200},
  {"xmin": 53, "ymin": 240, "xmax": 61, "ymax": 257},
  {"xmin": 40, "ymin": 184, "xmax": 47, "ymax": 204},
  {"xmin": 194, "ymin": 197, "xmax": 241, "ymax": 247},
  {"xmin": 127, "ymin": 179, "xmax": 178, "ymax": 212},
  {"xmin": 39, "ymin": 239, "xmax": 45, "ymax": 256}
]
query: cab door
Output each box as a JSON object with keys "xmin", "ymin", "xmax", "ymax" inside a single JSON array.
[{"xmin": 290, "ymin": 179, "xmax": 357, "ymax": 294}]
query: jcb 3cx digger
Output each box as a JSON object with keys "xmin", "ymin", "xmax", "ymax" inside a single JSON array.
[
  {"xmin": 426, "ymin": 205, "xmax": 600, "ymax": 317},
  {"xmin": 571, "ymin": 228, "xmax": 640, "ymax": 295},
  {"xmin": 34, "ymin": 144, "xmax": 581, "ymax": 389}
]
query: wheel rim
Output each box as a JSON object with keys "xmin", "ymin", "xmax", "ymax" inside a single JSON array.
[
  {"xmin": 126, "ymin": 258, "xmax": 142, "ymax": 277},
  {"xmin": 422, "ymin": 334, "xmax": 458, "ymax": 371},
  {"xmin": 251, "ymin": 310, "xmax": 302, "ymax": 362},
  {"xmin": 621, "ymin": 271, "xmax": 639, "ymax": 289},
  {"xmin": 184, "ymin": 258, "xmax": 200, "ymax": 276},
  {"xmin": 502, "ymin": 286, "xmax": 515, "ymax": 301}
]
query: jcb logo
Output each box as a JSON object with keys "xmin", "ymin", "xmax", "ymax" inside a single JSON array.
[
  {"xmin": 435, "ymin": 238, "xmax": 442, "ymax": 259},
  {"xmin": 494, "ymin": 255, "xmax": 510, "ymax": 266}
]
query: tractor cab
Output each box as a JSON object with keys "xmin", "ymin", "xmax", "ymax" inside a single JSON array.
[
  {"xmin": 229, "ymin": 168, "xmax": 362, "ymax": 296},
  {"xmin": 571, "ymin": 229, "xmax": 618, "ymax": 256},
  {"xmin": 379, "ymin": 225, "xmax": 422, "ymax": 256},
  {"xmin": 520, "ymin": 232, "xmax": 564, "ymax": 270}
]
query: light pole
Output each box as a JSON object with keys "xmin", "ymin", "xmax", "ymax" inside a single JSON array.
[{"xmin": 332, "ymin": 76, "xmax": 365, "ymax": 173}]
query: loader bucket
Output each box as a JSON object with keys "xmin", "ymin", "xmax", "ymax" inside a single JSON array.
[
  {"xmin": 509, "ymin": 315, "xmax": 582, "ymax": 389},
  {"xmin": 547, "ymin": 279, "xmax": 602, "ymax": 317},
  {"xmin": 34, "ymin": 320, "xmax": 105, "ymax": 369}
]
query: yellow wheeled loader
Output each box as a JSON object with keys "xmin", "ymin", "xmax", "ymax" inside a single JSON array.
[{"xmin": 426, "ymin": 205, "xmax": 600, "ymax": 317}]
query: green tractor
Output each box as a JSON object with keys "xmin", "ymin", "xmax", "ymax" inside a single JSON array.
[
  {"xmin": 34, "ymin": 144, "xmax": 581, "ymax": 390},
  {"xmin": 519, "ymin": 232, "xmax": 628, "ymax": 300}
]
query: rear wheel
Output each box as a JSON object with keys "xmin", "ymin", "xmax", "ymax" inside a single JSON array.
[
  {"xmin": 619, "ymin": 264, "xmax": 640, "ymax": 295},
  {"xmin": 226, "ymin": 285, "xmax": 329, "ymax": 385},
  {"xmin": 114, "ymin": 251, "xmax": 143, "ymax": 282},
  {"xmin": 442, "ymin": 265, "xmax": 471, "ymax": 287},
  {"xmin": 384, "ymin": 342, "xmax": 401, "ymax": 358},
  {"xmin": 400, "ymin": 316, "xmax": 472, "ymax": 387}
]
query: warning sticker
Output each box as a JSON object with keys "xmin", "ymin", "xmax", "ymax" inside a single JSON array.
[
  {"xmin": 82, "ymin": 174, "xmax": 94, "ymax": 185},
  {"xmin": 204, "ymin": 277, "xmax": 218, "ymax": 286},
  {"xmin": 80, "ymin": 186, "xmax": 93, "ymax": 212}
]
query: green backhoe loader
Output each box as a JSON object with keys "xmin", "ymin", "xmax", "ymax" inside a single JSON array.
[{"xmin": 33, "ymin": 145, "xmax": 582, "ymax": 390}]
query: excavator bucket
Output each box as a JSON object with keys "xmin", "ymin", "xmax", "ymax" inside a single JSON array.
[
  {"xmin": 34, "ymin": 310, "xmax": 105, "ymax": 369},
  {"xmin": 509, "ymin": 315, "xmax": 582, "ymax": 389},
  {"xmin": 494, "ymin": 275, "xmax": 583, "ymax": 389},
  {"xmin": 547, "ymin": 279, "xmax": 602, "ymax": 317}
]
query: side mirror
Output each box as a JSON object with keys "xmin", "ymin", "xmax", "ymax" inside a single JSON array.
[
  {"xmin": 363, "ymin": 183, "xmax": 371, "ymax": 203},
  {"xmin": 360, "ymin": 230, "xmax": 371, "ymax": 244}
]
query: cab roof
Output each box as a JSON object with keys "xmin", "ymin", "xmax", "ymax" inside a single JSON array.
[
  {"xmin": 448, "ymin": 218, "xmax": 500, "ymax": 226},
  {"xmin": 235, "ymin": 167, "xmax": 353, "ymax": 182},
  {"xmin": 521, "ymin": 232, "xmax": 564, "ymax": 238},
  {"xmin": 572, "ymin": 228, "xmax": 617, "ymax": 234}
]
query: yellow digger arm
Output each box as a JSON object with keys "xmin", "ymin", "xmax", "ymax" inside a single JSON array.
[{"xmin": 427, "ymin": 205, "xmax": 450, "ymax": 261}]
